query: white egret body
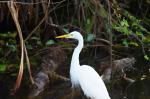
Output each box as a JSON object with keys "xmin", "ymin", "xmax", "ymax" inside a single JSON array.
[{"xmin": 56, "ymin": 31, "xmax": 110, "ymax": 99}]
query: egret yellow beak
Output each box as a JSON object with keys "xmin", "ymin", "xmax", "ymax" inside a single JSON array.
[{"xmin": 55, "ymin": 34, "xmax": 71, "ymax": 38}]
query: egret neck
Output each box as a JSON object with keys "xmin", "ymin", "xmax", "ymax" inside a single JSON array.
[{"xmin": 70, "ymin": 35, "xmax": 83, "ymax": 69}]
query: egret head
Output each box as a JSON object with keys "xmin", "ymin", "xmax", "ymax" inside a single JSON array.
[{"xmin": 56, "ymin": 31, "xmax": 83, "ymax": 40}]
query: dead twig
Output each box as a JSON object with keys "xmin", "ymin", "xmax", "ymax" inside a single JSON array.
[
  {"xmin": 25, "ymin": 0, "xmax": 66, "ymax": 41},
  {"xmin": 0, "ymin": 0, "xmax": 66, "ymax": 5},
  {"xmin": 8, "ymin": 1, "xmax": 34, "ymax": 93},
  {"xmin": 8, "ymin": 1, "xmax": 24, "ymax": 93},
  {"xmin": 24, "ymin": 44, "xmax": 34, "ymax": 84},
  {"xmin": 106, "ymin": 0, "xmax": 113, "ymax": 70}
]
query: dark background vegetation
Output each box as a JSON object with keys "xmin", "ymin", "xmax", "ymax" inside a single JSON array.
[{"xmin": 0, "ymin": 0, "xmax": 150, "ymax": 99}]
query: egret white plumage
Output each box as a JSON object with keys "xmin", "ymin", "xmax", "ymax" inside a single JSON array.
[{"xmin": 56, "ymin": 31, "xmax": 110, "ymax": 99}]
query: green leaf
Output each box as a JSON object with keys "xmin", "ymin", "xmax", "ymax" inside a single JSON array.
[
  {"xmin": 87, "ymin": 19, "xmax": 90, "ymax": 25},
  {"xmin": 63, "ymin": 28, "xmax": 69, "ymax": 33},
  {"xmin": 120, "ymin": 19, "xmax": 129, "ymax": 27},
  {"xmin": 122, "ymin": 40, "xmax": 128, "ymax": 46},
  {"xmin": 129, "ymin": 41, "xmax": 139, "ymax": 46},
  {"xmin": 144, "ymin": 55, "xmax": 149, "ymax": 61},
  {"xmin": 31, "ymin": 37, "xmax": 40, "ymax": 40},
  {"xmin": 122, "ymin": 27, "xmax": 131, "ymax": 35},
  {"xmin": 120, "ymin": 21, "xmax": 125, "ymax": 26},
  {"xmin": 0, "ymin": 64, "xmax": 6, "ymax": 72},
  {"xmin": 0, "ymin": 32, "xmax": 17, "ymax": 38},
  {"xmin": 135, "ymin": 31, "xmax": 142, "ymax": 36},
  {"xmin": 142, "ymin": 36, "xmax": 150, "ymax": 43},
  {"xmin": 86, "ymin": 33, "xmax": 95, "ymax": 42},
  {"xmin": 26, "ymin": 44, "xmax": 33, "ymax": 49},
  {"xmin": 37, "ymin": 41, "xmax": 42, "ymax": 45},
  {"xmin": 46, "ymin": 40, "xmax": 55, "ymax": 45},
  {"xmin": 85, "ymin": 19, "xmax": 93, "ymax": 33},
  {"xmin": 7, "ymin": 44, "xmax": 17, "ymax": 52}
]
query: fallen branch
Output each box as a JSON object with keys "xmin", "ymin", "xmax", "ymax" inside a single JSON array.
[
  {"xmin": 101, "ymin": 57, "xmax": 136, "ymax": 83},
  {"xmin": 28, "ymin": 46, "xmax": 69, "ymax": 98}
]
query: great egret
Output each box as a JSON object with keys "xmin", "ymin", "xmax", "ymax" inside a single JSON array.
[{"xmin": 56, "ymin": 31, "xmax": 110, "ymax": 99}]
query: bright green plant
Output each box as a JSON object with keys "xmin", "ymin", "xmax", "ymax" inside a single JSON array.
[
  {"xmin": 112, "ymin": 15, "xmax": 150, "ymax": 61},
  {"xmin": 0, "ymin": 64, "xmax": 6, "ymax": 73}
]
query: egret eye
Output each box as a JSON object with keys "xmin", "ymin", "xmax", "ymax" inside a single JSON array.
[{"xmin": 70, "ymin": 34, "xmax": 73, "ymax": 37}]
